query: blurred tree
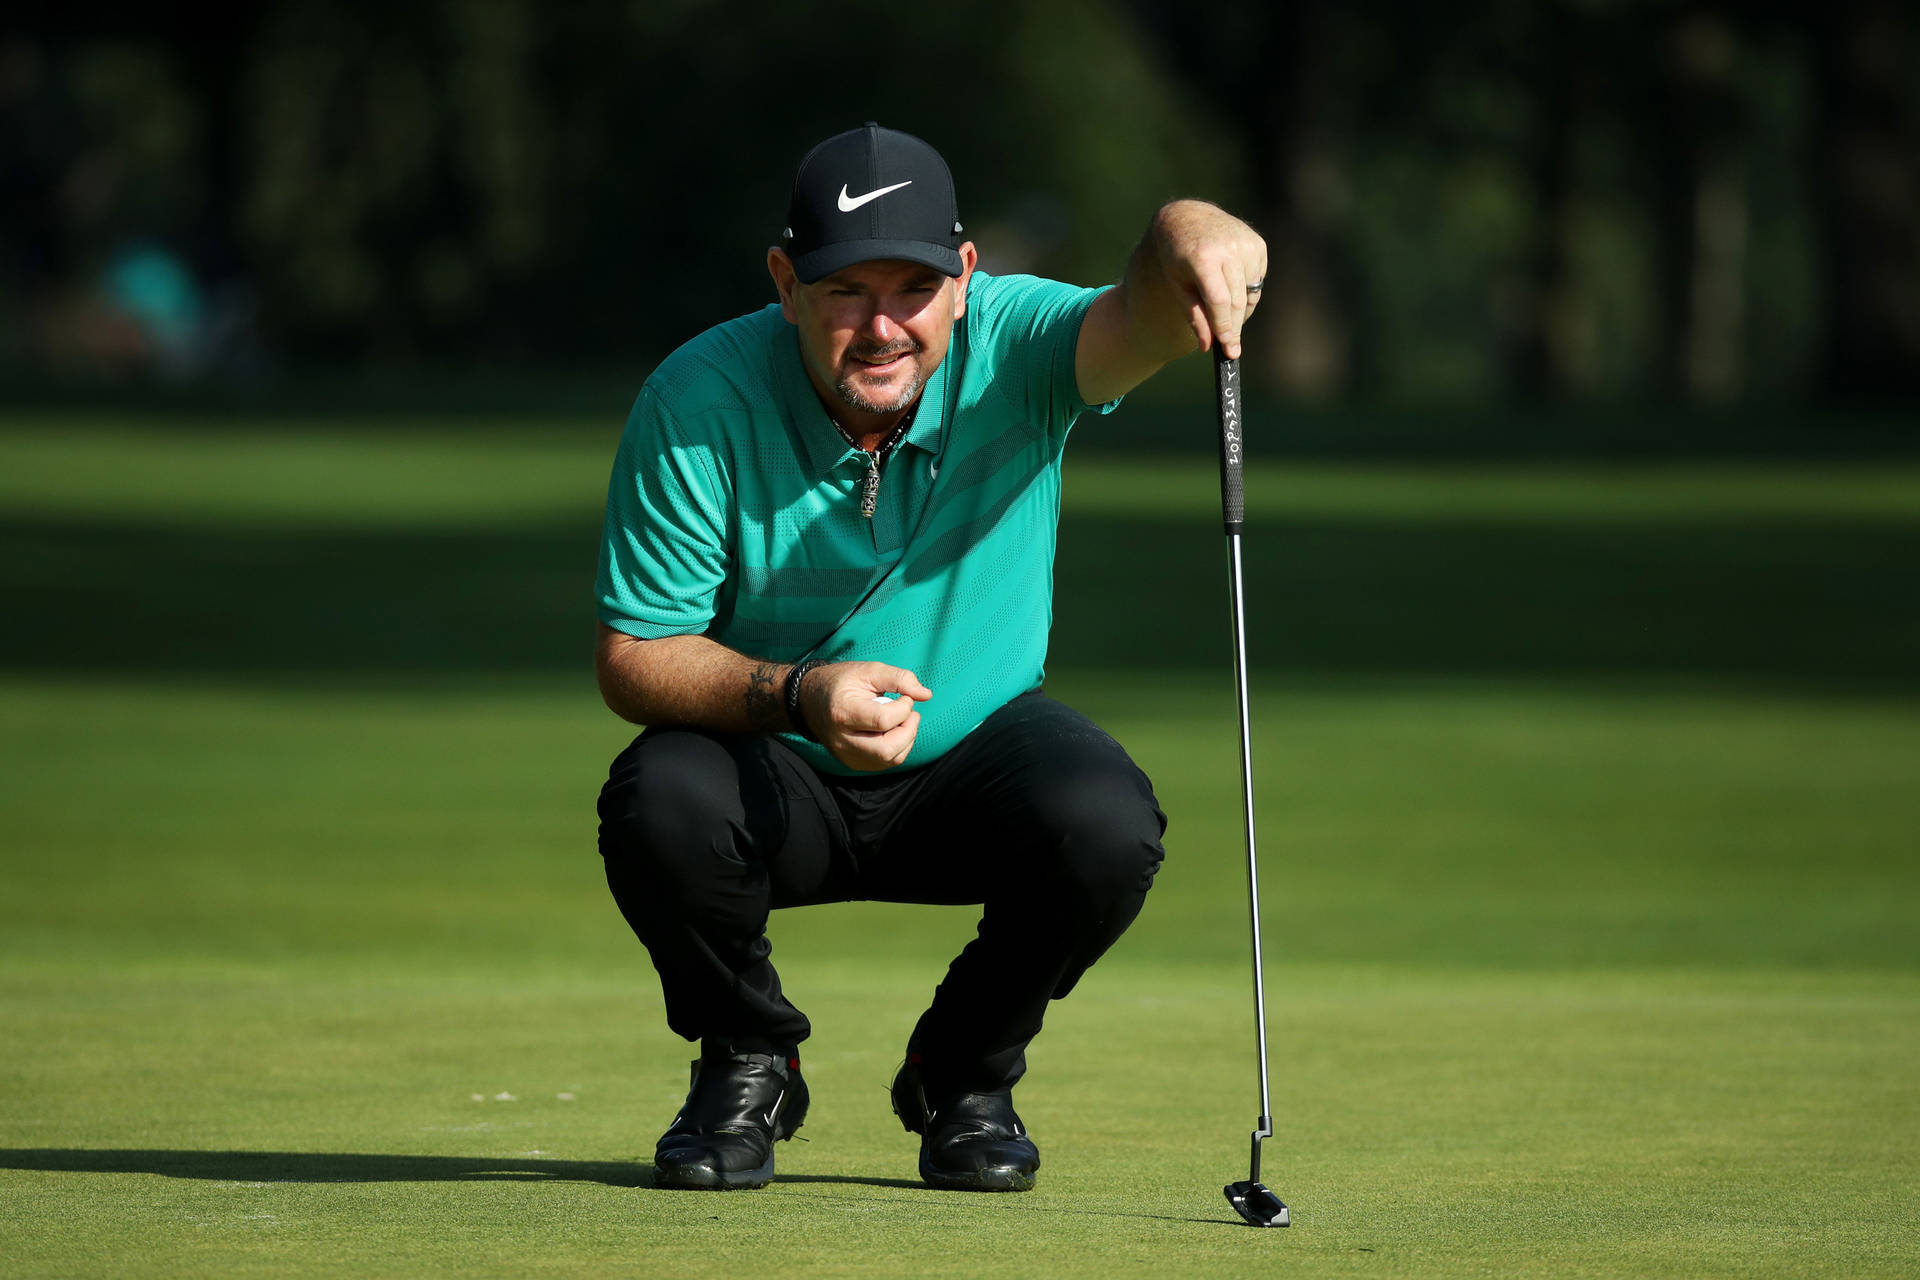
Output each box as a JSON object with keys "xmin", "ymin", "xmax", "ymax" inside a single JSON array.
[
  {"xmin": 1736, "ymin": 26, "xmax": 1819, "ymax": 397},
  {"xmin": 239, "ymin": 1, "xmax": 518, "ymax": 357},
  {"xmin": 172, "ymin": 2, "xmax": 258, "ymax": 290},
  {"xmin": 1125, "ymin": 0, "xmax": 1354, "ymax": 398},
  {"xmin": 0, "ymin": 36, "xmax": 78, "ymax": 342},
  {"xmin": 1649, "ymin": 5, "xmax": 1751, "ymax": 402},
  {"xmin": 217, "ymin": 0, "xmax": 1235, "ymax": 364},
  {"xmin": 1345, "ymin": 0, "xmax": 1580, "ymax": 401},
  {"xmin": 1510, "ymin": 0, "xmax": 1586, "ymax": 399},
  {"xmin": 1807, "ymin": 0, "xmax": 1920, "ymax": 398},
  {"xmin": 1, "ymin": 0, "xmax": 1909, "ymax": 411}
]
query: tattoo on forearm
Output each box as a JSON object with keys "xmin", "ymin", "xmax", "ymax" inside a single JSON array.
[{"xmin": 745, "ymin": 662, "xmax": 781, "ymax": 729}]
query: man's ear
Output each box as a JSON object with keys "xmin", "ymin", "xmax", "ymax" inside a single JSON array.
[
  {"xmin": 768, "ymin": 247, "xmax": 801, "ymax": 323},
  {"xmin": 953, "ymin": 241, "xmax": 978, "ymax": 318}
]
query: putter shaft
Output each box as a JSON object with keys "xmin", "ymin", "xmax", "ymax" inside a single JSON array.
[
  {"xmin": 1215, "ymin": 351, "xmax": 1288, "ymax": 1227},
  {"xmin": 1228, "ymin": 532, "xmax": 1273, "ymax": 1179}
]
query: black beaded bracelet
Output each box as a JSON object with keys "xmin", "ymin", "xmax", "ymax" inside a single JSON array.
[{"xmin": 784, "ymin": 659, "xmax": 825, "ymax": 742}]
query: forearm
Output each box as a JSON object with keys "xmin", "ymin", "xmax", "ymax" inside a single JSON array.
[
  {"xmin": 595, "ymin": 623, "xmax": 934, "ymax": 771},
  {"xmin": 1117, "ymin": 200, "xmax": 1227, "ymax": 363},
  {"xmin": 595, "ymin": 626, "xmax": 797, "ymax": 734},
  {"xmin": 1077, "ymin": 199, "xmax": 1267, "ymax": 405}
]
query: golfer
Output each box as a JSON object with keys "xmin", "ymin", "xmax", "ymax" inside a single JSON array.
[{"xmin": 595, "ymin": 123, "xmax": 1265, "ymax": 1192}]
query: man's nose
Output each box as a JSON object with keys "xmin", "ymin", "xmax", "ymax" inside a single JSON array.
[{"xmin": 861, "ymin": 307, "xmax": 898, "ymax": 344}]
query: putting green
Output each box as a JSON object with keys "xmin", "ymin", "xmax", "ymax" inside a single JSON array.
[{"xmin": 1, "ymin": 420, "xmax": 1915, "ymax": 1276}]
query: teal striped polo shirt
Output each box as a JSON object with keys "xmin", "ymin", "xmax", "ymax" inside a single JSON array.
[{"xmin": 596, "ymin": 270, "xmax": 1118, "ymax": 774}]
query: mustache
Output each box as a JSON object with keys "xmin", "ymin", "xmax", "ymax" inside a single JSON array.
[{"xmin": 847, "ymin": 339, "xmax": 921, "ymax": 363}]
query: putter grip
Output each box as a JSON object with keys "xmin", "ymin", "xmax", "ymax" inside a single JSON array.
[{"xmin": 1215, "ymin": 349, "xmax": 1245, "ymax": 534}]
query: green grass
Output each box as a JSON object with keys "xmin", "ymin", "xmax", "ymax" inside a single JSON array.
[{"xmin": 2, "ymin": 416, "xmax": 1917, "ymax": 1277}]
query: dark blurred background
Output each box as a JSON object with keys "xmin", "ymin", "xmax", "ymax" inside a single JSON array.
[{"xmin": 2, "ymin": 0, "xmax": 1916, "ymax": 424}]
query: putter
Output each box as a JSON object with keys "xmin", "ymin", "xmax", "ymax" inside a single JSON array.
[{"xmin": 1214, "ymin": 348, "xmax": 1290, "ymax": 1229}]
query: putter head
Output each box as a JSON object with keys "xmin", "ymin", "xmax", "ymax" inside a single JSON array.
[{"xmin": 1225, "ymin": 1180, "xmax": 1290, "ymax": 1227}]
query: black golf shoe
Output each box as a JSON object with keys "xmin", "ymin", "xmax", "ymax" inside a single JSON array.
[
  {"xmin": 890, "ymin": 1055, "xmax": 1040, "ymax": 1192},
  {"xmin": 653, "ymin": 1049, "xmax": 808, "ymax": 1190}
]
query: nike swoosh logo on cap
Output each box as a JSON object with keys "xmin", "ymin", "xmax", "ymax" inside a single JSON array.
[{"xmin": 838, "ymin": 180, "xmax": 913, "ymax": 212}]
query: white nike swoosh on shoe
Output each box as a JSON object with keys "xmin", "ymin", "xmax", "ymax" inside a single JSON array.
[
  {"xmin": 764, "ymin": 1087, "xmax": 786, "ymax": 1128},
  {"xmin": 838, "ymin": 180, "xmax": 913, "ymax": 212}
]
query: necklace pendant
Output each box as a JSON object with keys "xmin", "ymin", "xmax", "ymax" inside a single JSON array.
[{"xmin": 861, "ymin": 460, "xmax": 880, "ymax": 518}]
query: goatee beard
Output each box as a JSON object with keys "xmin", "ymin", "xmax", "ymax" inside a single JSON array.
[{"xmin": 835, "ymin": 345, "xmax": 923, "ymax": 415}]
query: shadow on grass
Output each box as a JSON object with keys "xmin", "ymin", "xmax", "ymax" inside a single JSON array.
[
  {"xmin": 5, "ymin": 508, "xmax": 1916, "ymax": 694},
  {"xmin": 0, "ymin": 1147, "xmax": 653, "ymax": 1187},
  {"xmin": 0, "ymin": 1148, "xmax": 929, "ymax": 1192},
  {"xmin": 0, "ymin": 1149, "xmax": 1238, "ymax": 1223}
]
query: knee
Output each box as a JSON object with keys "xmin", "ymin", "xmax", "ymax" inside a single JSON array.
[
  {"xmin": 1021, "ymin": 762, "xmax": 1167, "ymax": 902},
  {"xmin": 596, "ymin": 732, "xmax": 744, "ymax": 880}
]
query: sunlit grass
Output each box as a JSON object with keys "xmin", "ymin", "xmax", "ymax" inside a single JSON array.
[{"xmin": 1, "ymin": 419, "xmax": 1915, "ymax": 1276}]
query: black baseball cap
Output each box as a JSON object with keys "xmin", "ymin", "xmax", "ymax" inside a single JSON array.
[{"xmin": 782, "ymin": 123, "xmax": 965, "ymax": 283}]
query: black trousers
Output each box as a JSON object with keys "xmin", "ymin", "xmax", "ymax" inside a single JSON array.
[{"xmin": 596, "ymin": 691, "xmax": 1167, "ymax": 1094}]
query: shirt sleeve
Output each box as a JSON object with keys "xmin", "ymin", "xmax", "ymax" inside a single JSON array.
[
  {"xmin": 594, "ymin": 384, "xmax": 732, "ymax": 639},
  {"xmin": 966, "ymin": 272, "xmax": 1123, "ymax": 442}
]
